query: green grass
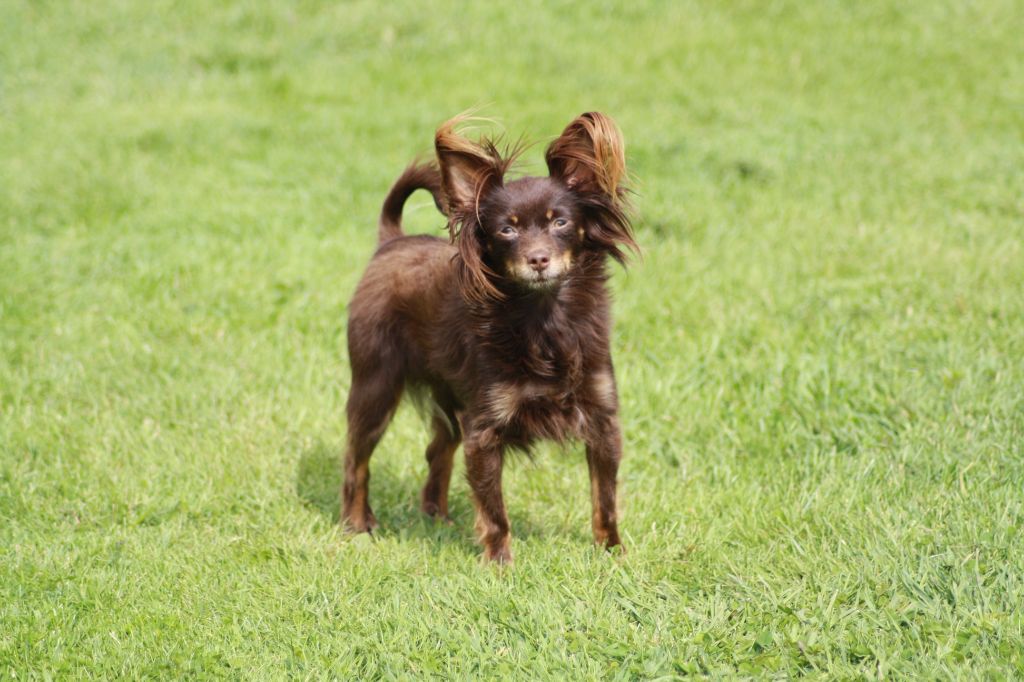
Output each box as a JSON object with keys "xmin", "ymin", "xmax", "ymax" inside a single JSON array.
[{"xmin": 2, "ymin": 0, "xmax": 1023, "ymax": 677}]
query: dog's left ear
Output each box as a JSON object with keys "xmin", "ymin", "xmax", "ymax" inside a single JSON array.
[
  {"xmin": 547, "ymin": 112, "xmax": 636, "ymax": 262},
  {"xmin": 546, "ymin": 112, "xmax": 627, "ymax": 202}
]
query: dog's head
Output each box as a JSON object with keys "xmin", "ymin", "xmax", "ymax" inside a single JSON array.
[{"xmin": 435, "ymin": 113, "xmax": 636, "ymax": 300}]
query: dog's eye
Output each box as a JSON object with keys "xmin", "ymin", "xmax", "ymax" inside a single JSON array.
[
  {"xmin": 499, "ymin": 226, "xmax": 518, "ymax": 236},
  {"xmin": 552, "ymin": 218, "xmax": 569, "ymax": 229}
]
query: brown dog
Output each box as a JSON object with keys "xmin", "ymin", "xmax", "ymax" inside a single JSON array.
[{"xmin": 342, "ymin": 113, "xmax": 636, "ymax": 563}]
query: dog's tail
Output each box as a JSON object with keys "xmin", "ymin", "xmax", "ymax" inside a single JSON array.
[{"xmin": 378, "ymin": 162, "xmax": 446, "ymax": 244}]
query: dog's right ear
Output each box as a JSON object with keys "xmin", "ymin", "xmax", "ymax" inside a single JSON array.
[
  {"xmin": 435, "ymin": 116, "xmax": 509, "ymax": 228},
  {"xmin": 434, "ymin": 116, "xmax": 516, "ymax": 301},
  {"xmin": 435, "ymin": 116, "xmax": 517, "ymax": 302}
]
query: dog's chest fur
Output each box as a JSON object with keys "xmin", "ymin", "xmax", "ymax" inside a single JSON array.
[{"xmin": 471, "ymin": 289, "xmax": 612, "ymax": 446}]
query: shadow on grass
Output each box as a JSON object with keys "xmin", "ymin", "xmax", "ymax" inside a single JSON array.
[
  {"xmin": 296, "ymin": 440, "xmax": 565, "ymax": 555},
  {"xmin": 295, "ymin": 440, "xmax": 479, "ymax": 555}
]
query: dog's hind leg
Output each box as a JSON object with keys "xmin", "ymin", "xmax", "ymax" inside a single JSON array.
[
  {"xmin": 341, "ymin": 364, "xmax": 402, "ymax": 533},
  {"xmin": 421, "ymin": 393, "xmax": 461, "ymax": 521}
]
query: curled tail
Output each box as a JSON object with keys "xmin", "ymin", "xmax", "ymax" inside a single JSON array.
[{"xmin": 378, "ymin": 162, "xmax": 446, "ymax": 244}]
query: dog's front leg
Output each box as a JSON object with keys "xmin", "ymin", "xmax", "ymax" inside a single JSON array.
[
  {"xmin": 463, "ymin": 426, "xmax": 512, "ymax": 564},
  {"xmin": 585, "ymin": 414, "xmax": 623, "ymax": 550}
]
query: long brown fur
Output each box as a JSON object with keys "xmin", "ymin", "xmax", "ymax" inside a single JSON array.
[{"xmin": 342, "ymin": 112, "xmax": 637, "ymax": 563}]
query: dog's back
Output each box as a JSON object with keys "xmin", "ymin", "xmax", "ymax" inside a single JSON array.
[
  {"xmin": 347, "ymin": 164, "xmax": 458, "ymax": 385},
  {"xmin": 347, "ymin": 234, "xmax": 457, "ymax": 377}
]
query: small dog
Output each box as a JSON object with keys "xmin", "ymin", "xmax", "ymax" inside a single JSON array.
[{"xmin": 342, "ymin": 112, "xmax": 636, "ymax": 563}]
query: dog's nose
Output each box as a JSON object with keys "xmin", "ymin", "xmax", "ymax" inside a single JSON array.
[{"xmin": 527, "ymin": 250, "xmax": 551, "ymax": 272}]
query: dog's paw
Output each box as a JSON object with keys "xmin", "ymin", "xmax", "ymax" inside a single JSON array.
[
  {"xmin": 483, "ymin": 540, "xmax": 513, "ymax": 566},
  {"xmin": 342, "ymin": 510, "xmax": 378, "ymax": 534},
  {"xmin": 420, "ymin": 501, "xmax": 453, "ymax": 525}
]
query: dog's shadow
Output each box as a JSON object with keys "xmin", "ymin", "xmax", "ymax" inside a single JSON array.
[{"xmin": 296, "ymin": 440, "xmax": 562, "ymax": 556}]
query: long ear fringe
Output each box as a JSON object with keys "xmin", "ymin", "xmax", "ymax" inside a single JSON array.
[
  {"xmin": 578, "ymin": 193, "xmax": 639, "ymax": 266},
  {"xmin": 454, "ymin": 222, "xmax": 504, "ymax": 304},
  {"xmin": 547, "ymin": 112, "xmax": 637, "ymax": 265}
]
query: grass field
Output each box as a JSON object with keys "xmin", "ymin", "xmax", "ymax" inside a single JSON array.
[{"xmin": 3, "ymin": 0, "xmax": 1023, "ymax": 677}]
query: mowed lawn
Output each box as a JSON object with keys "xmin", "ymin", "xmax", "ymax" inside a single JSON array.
[{"xmin": 2, "ymin": 0, "xmax": 1022, "ymax": 677}]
